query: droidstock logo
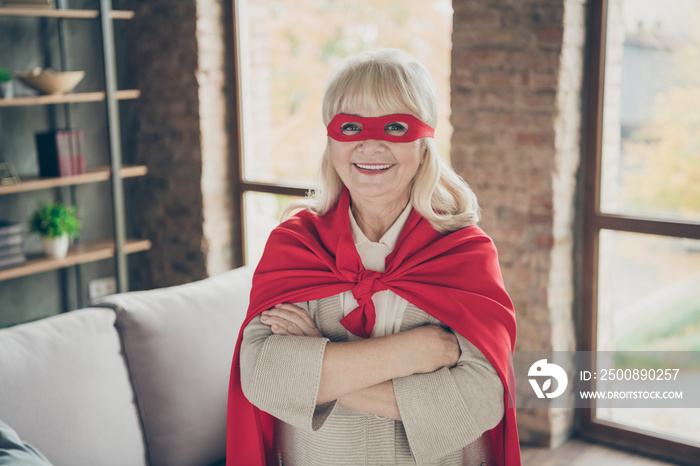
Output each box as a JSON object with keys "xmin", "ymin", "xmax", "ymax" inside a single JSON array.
[{"xmin": 528, "ymin": 359, "xmax": 568, "ymax": 399}]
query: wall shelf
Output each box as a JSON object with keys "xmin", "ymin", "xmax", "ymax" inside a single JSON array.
[
  {"xmin": 0, "ymin": 239, "xmax": 152, "ymax": 282},
  {"xmin": 0, "ymin": 165, "xmax": 148, "ymax": 195},
  {"xmin": 0, "ymin": 90, "xmax": 140, "ymax": 107},
  {"xmin": 0, "ymin": 8, "xmax": 134, "ymax": 20}
]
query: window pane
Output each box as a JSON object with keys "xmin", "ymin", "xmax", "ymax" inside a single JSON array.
[
  {"xmin": 600, "ymin": 0, "xmax": 700, "ymax": 222},
  {"xmin": 596, "ymin": 229, "xmax": 700, "ymax": 445},
  {"xmin": 243, "ymin": 191, "xmax": 302, "ymax": 265},
  {"xmin": 238, "ymin": 0, "xmax": 453, "ymax": 186}
]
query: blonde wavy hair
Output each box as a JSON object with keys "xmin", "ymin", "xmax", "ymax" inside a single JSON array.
[{"xmin": 284, "ymin": 48, "xmax": 479, "ymax": 233}]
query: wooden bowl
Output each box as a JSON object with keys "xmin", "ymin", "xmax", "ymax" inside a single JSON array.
[{"xmin": 17, "ymin": 70, "xmax": 85, "ymax": 95}]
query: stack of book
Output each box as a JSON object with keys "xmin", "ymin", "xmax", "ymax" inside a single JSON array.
[
  {"xmin": 0, "ymin": 220, "xmax": 26, "ymax": 270},
  {"xmin": 35, "ymin": 129, "xmax": 86, "ymax": 178}
]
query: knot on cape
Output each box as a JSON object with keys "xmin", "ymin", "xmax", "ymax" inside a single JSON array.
[{"xmin": 340, "ymin": 270, "xmax": 388, "ymax": 338}]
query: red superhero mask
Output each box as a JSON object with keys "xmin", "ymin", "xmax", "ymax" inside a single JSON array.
[{"xmin": 327, "ymin": 113, "xmax": 435, "ymax": 143}]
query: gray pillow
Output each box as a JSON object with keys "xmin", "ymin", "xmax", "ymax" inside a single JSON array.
[
  {"xmin": 0, "ymin": 308, "xmax": 147, "ymax": 466},
  {"xmin": 98, "ymin": 266, "xmax": 252, "ymax": 466}
]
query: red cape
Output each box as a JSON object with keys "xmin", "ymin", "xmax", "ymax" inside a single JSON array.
[{"xmin": 227, "ymin": 190, "xmax": 520, "ymax": 465}]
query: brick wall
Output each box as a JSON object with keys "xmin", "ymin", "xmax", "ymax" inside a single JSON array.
[
  {"xmin": 196, "ymin": 0, "xmax": 236, "ymax": 277},
  {"xmin": 124, "ymin": 0, "xmax": 234, "ymax": 289},
  {"xmin": 451, "ymin": 0, "xmax": 587, "ymax": 447}
]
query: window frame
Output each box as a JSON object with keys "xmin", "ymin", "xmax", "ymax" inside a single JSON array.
[
  {"xmin": 581, "ymin": 1, "xmax": 700, "ymax": 462},
  {"xmin": 227, "ymin": 0, "xmax": 309, "ymax": 265}
]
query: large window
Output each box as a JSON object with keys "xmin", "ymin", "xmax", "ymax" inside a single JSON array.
[
  {"xmin": 233, "ymin": 0, "xmax": 453, "ymax": 264},
  {"xmin": 583, "ymin": 0, "xmax": 700, "ymax": 461}
]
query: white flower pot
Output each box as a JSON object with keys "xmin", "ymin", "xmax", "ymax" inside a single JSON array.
[
  {"xmin": 0, "ymin": 81, "xmax": 13, "ymax": 99},
  {"xmin": 42, "ymin": 234, "xmax": 70, "ymax": 259}
]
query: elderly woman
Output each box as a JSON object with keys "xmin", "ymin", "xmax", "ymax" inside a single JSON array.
[{"xmin": 227, "ymin": 49, "xmax": 518, "ymax": 465}]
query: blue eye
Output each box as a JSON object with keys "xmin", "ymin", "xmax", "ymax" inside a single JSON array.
[
  {"xmin": 384, "ymin": 122, "xmax": 408, "ymax": 136},
  {"xmin": 340, "ymin": 122, "xmax": 362, "ymax": 135}
]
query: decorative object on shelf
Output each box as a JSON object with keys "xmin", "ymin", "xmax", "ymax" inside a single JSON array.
[
  {"xmin": 0, "ymin": 159, "xmax": 21, "ymax": 185},
  {"xmin": 28, "ymin": 202, "xmax": 81, "ymax": 259},
  {"xmin": 0, "ymin": 0, "xmax": 55, "ymax": 9},
  {"xmin": 35, "ymin": 129, "xmax": 85, "ymax": 177},
  {"xmin": 0, "ymin": 68, "xmax": 13, "ymax": 99},
  {"xmin": 16, "ymin": 68, "xmax": 84, "ymax": 95},
  {"xmin": 0, "ymin": 220, "xmax": 26, "ymax": 270}
]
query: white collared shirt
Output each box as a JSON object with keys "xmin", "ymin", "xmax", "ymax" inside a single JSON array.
[{"xmin": 340, "ymin": 203, "xmax": 413, "ymax": 341}]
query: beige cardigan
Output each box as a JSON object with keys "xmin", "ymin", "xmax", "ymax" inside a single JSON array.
[{"xmin": 239, "ymin": 296, "xmax": 504, "ymax": 465}]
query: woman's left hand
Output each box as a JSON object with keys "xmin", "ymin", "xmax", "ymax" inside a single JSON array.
[{"xmin": 259, "ymin": 303, "xmax": 322, "ymax": 337}]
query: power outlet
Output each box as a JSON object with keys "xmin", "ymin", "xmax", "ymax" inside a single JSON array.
[{"xmin": 89, "ymin": 276, "xmax": 117, "ymax": 301}]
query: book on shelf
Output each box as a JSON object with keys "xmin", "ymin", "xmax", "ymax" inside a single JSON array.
[
  {"xmin": 35, "ymin": 129, "xmax": 86, "ymax": 178},
  {"xmin": 0, "ymin": 243, "xmax": 24, "ymax": 259},
  {"xmin": 0, "ymin": 220, "xmax": 26, "ymax": 269},
  {"xmin": 0, "ymin": 252, "xmax": 26, "ymax": 270},
  {"xmin": 0, "ymin": 234, "xmax": 23, "ymax": 248},
  {"xmin": 36, "ymin": 130, "xmax": 71, "ymax": 177},
  {"xmin": 69, "ymin": 129, "xmax": 86, "ymax": 175},
  {"xmin": 0, "ymin": 220, "xmax": 24, "ymax": 237}
]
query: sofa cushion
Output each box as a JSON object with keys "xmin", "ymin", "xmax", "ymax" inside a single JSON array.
[
  {"xmin": 98, "ymin": 266, "xmax": 252, "ymax": 466},
  {"xmin": 0, "ymin": 308, "xmax": 147, "ymax": 466}
]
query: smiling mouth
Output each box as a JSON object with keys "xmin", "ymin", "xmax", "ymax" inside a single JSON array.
[{"xmin": 354, "ymin": 163, "xmax": 393, "ymax": 171}]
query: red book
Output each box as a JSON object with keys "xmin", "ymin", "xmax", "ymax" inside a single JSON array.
[
  {"xmin": 68, "ymin": 129, "xmax": 77, "ymax": 175},
  {"xmin": 68, "ymin": 129, "xmax": 80, "ymax": 175},
  {"xmin": 75, "ymin": 129, "xmax": 86, "ymax": 174},
  {"xmin": 56, "ymin": 130, "xmax": 72, "ymax": 176}
]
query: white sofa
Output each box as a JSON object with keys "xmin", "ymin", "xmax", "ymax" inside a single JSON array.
[{"xmin": 0, "ymin": 266, "xmax": 253, "ymax": 466}]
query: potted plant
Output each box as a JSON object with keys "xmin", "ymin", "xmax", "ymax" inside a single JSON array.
[
  {"xmin": 0, "ymin": 68, "xmax": 13, "ymax": 99},
  {"xmin": 29, "ymin": 202, "xmax": 81, "ymax": 259}
]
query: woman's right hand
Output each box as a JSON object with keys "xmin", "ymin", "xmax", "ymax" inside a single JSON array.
[
  {"xmin": 398, "ymin": 325, "xmax": 461, "ymax": 375},
  {"xmin": 317, "ymin": 324, "xmax": 460, "ymax": 404},
  {"xmin": 258, "ymin": 303, "xmax": 323, "ymax": 338}
]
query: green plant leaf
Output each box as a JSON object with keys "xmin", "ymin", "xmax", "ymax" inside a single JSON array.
[{"xmin": 28, "ymin": 202, "xmax": 82, "ymax": 239}]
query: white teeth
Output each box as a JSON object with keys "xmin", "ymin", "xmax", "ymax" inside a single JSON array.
[{"xmin": 355, "ymin": 164, "xmax": 392, "ymax": 170}]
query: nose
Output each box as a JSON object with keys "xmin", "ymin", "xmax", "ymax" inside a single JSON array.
[{"xmin": 358, "ymin": 138, "xmax": 386, "ymax": 154}]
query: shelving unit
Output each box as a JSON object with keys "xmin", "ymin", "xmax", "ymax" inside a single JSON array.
[{"xmin": 0, "ymin": 3, "xmax": 149, "ymax": 308}]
